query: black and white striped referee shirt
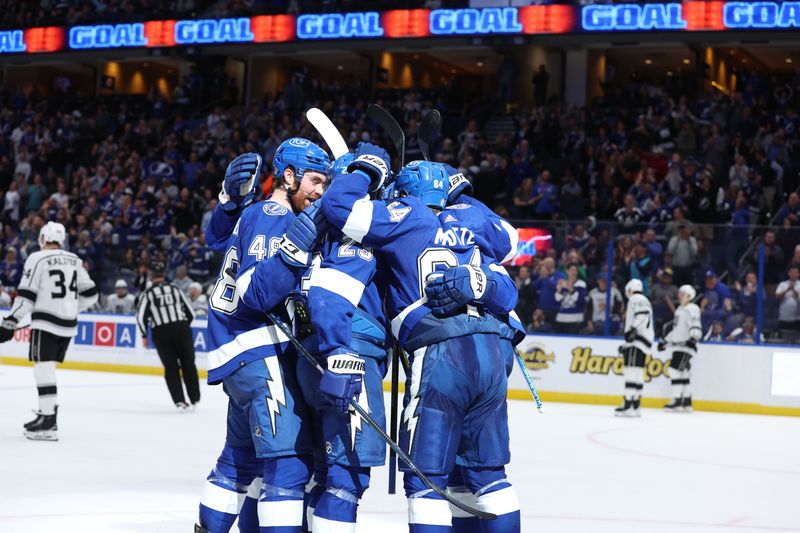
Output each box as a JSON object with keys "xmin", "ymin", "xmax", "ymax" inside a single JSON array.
[{"xmin": 135, "ymin": 282, "xmax": 196, "ymax": 336}]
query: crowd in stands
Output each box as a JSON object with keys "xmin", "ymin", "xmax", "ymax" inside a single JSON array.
[{"xmin": 0, "ymin": 59, "xmax": 798, "ymax": 341}]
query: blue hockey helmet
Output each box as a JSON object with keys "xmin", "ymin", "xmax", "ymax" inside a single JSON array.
[
  {"xmin": 330, "ymin": 152, "xmax": 355, "ymax": 178},
  {"xmin": 394, "ymin": 160, "xmax": 448, "ymax": 210},
  {"xmin": 273, "ymin": 137, "xmax": 330, "ymax": 185}
]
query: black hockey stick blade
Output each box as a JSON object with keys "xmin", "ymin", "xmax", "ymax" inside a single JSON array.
[
  {"xmin": 265, "ymin": 312, "xmax": 496, "ymax": 521},
  {"xmin": 418, "ymin": 110, "xmax": 441, "ymax": 161},
  {"xmin": 367, "ymin": 104, "xmax": 406, "ymax": 170}
]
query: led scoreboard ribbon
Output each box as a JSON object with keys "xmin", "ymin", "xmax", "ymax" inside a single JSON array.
[{"xmin": 1, "ymin": 3, "xmax": 799, "ymax": 54}]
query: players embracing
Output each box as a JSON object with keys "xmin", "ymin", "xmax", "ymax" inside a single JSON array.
[{"xmin": 196, "ymin": 122, "xmax": 525, "ymax": 531}]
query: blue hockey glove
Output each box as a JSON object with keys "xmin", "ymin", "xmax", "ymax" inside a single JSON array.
[
  {"xmin": 0, "ymin": 316, "xmax": 17, "ymax": 343},
  {"xmin": 319, "ymin": 353, "xmax": 365, "ymax": 416},
  {"xmin": 657, "ymin": 341, "xmax": 667, "ymax": 352},
  {"xmin": 278, "ymin": 200, "xmax": 329, "ymax": 268},
  {"xmin": 220, "ymin": 153, "xmax": 262, "ymax": 213},
  {"xmin": 444, "ymin": 164, "xmax": 473, "ymax": 205},
  {"xmin": 624, "ymin": 329, "xmax": 636, "ymax": 343},
  {"xmin": 424, "ymin": 265, "xmax": 496, "ymax": 316},
  {"xmin": 347, "ymin": 142, "xmax": 391, "ymax": 193}
]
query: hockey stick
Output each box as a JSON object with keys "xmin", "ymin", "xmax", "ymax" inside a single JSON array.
[
  {"xmin": 307, "ymin": 108, "xmax": 349, "ymax": 159},
  {"xmin": 514, "ymin": 350, "xmax": 545, "ymax": 413},
  {"xmin": 418, "ymin": 110, "xmax": 441, "ymax": 161},
  {"xmin": 388, "ymin": 343, "xmax": 399, "ymax": 494},
  {"xmin": 265, "ymin": 312, "xmax": 496, "ymax": 520},
  {"xmin": 367, "ymin": 104, "xmax": 405, "ymax": 170}
]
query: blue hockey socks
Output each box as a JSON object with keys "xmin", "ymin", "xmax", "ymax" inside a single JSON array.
[
  {"xmin": 405, "ymin": 473, "xmax": 452, "ymax": 533},
  {"xmin": 258, "ymin": 454, "xmax": 313, "ymax": 533},
  {"xmin": 313, "ymin": 465, "xmax": 370, "ymax": 533},
  {"xmin": 199, "ymin": 445, "xmax": 262, "ymax": 533}
]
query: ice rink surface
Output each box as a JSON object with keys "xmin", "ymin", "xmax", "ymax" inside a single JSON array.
[{"xmin": 1, "ymin": 365, "xmax": 798, "ymax": 533}]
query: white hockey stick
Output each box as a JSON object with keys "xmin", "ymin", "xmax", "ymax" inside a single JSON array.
[{"xmin": 306, "ymin": 108, "xmax": 349, "ymax": 159}]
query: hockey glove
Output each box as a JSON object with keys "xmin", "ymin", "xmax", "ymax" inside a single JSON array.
[
  {"xmin": 424, "ymin": 265, "xmax": 496, "ymax": 316},
  {"xmin": 347, "ymin": 142, "xmax": 391, "ymax": 193},
  {"xmin": 278, "ymin": 200, "xmax": 329, "ymax": 269},
  {"xmin": 624, "ymin": 329, "xmax": 637, "ymax": 343},
  {"xmin": 686, "ymin": 338, "xmax": 697, "ymax": 350},
  {"xmin": 618, "ymin": 345, "xmax": 625, "ymax": 355},
  {"xmin": 319, "ymin": 354, "xmax": 365, "ymax": 416},
  {"xmin": 445, "ymin": 164, "xmax": 473, "ymax": 205},
  {"xmin": 220, "ymin": 153, "xmax": 262, "ymax": 213},
  {"xmin": 0, "ymin": 316, "xmax": 17, "ymax": 343},
  {"xmin": 657, "ymin": 341, "xmax": 667, "ymax": 352}
]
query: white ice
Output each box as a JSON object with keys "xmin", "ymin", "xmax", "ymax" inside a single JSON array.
[{"xmin": 1, "ymin": 365, "xmax": 798, "ymax": 533}]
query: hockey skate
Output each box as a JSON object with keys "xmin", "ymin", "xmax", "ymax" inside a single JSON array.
[
  {"xmin": 614, "ymin": 399, "xmax": 636, "ymax": 417},
  {"xmin": 24, "ymin": 412, "xmax": 58, "ymax": 441},
  {"xmin": 631, "ymin": 398, "xmax": 642, "ymax": 417},
  {"xmin": 682, "ymin": 397, "xmax": 693, "ymax": 413},
  {"xmin": 663, "ymin": 398, "xmax": 683, "ymax": 412}
]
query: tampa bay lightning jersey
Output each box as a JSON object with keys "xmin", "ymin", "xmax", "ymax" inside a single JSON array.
[
  {"xmin": 439, "ymin": 196, "xmax": 526, "ymax": 343},
  {"xmin": 306, "ymin": 230, "xmax": 388, "ymax": 360},
  {"xmin": 320, "ymin": 172, "xmax": 518, "ymax": 348},
  {"xmin": 205, "ymin": 199, "xmax": 302, "ymax": 384}
]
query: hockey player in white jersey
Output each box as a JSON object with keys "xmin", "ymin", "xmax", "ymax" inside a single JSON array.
[
  {"xmin": 615, "ymin": 279, "xmax": 654, "ymax": 417},
  {"xmin": 0, "ymin": 222, "xmax": 98, "ymax": 440},
  {"xmin": 659, "ymin": 284, "xmax": 702, "ymax": 413}
]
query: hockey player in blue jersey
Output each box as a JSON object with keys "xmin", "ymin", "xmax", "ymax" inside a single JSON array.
[
  {"xmin": 320, "ymin": 145, "xmax": 522, "ymax": 532},
  {"xmin": 198, "ymin": 138, "xmax": 332, "ymax": 533}
]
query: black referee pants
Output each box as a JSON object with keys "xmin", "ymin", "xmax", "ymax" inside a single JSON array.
[{"xmin": 151, "ymin": 322, "xmax": 200, "ymax": 405}]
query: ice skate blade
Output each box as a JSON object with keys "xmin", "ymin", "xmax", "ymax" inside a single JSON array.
[
  {"xmin": 24, "ymin": 430, "xmax": 58, "ymax": 441},
  {"xmin": 663, "ymin": 407, "xmax": 684, "ymax": 413},
  {"xmin": 614, "ymin": 410, "xmax": 637, "ymax": 418}
]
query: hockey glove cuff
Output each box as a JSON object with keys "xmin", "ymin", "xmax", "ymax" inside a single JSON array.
[
  {"xmin": 657, "ymin": 341, "xmax": 667, "ymax": 352},
  {"xmin": 0, "ymin": 316, "xmax": 17, "ymax": 343},
  {"xmin": 624, "ymin": 329, "xmax": 637, "ymax": 343},
  {"xmin": 319, "ymin": 354, "xmax": 365, "ymax": 416},
  {"xmin": 347, "ymin": 142, "xmax": 391, "ymax": 193},
  {"xmin": 686, "ymin": 338, "xmax": 697, "ymax": 350},
  {"xmin": 445, "ymin": 165, "xmax": 473, "ymax": 205},
  {"xmin": 221, "ymin": 153, "xmax": 262, "ymax": 212},
  {"xmin": 424, "ymin": 265, "xmax": 496, "ymax": 316}
]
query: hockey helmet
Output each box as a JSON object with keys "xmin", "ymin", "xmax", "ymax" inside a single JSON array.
[
  {"xmin": 273, "ymin": 138, "xmax": 330, "ymax": 185},
  {"xmin": 624, "ymin": 278, "xmax": 643, "ymax": 298},
  {"xmin": 38, "ymin": 221, "xmax": 66, "ymax": 248},
  {"xmin": 678, "ymin": 284, "xmax": 696, "ymax": 302},
  {"xmin": 394, "ymin": 161, "xmax": 448, "ymax": 210},
  {"xmin": 330, "ymin": 152, "xmax": 354, "ymax": 179}
]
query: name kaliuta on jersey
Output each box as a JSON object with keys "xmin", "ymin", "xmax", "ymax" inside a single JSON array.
[{"xmin": 11, "ymin": 249, "xmax": 97, "ymax": 337}]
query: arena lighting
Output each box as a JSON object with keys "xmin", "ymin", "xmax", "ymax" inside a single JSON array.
[{"xmin": 2, "ymin": 2, "xmax": 800, "ymax": 55}]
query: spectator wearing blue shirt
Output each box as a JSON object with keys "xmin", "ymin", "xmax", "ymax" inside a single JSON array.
[
  {"xmin": 733, "ymin": 271, "xmax": 761, "ymax": 318},
  {"xmin": 555, "ymin": 263, "xmax": 587, "ymax": 334},
  {"xmin": 727, "ymin": 197, "xmax": 752, "ymax": 278},
  {"xmin": 702, "ymin": 271, "xmax": 731, "ymax": 305},
  {"xmin": 531, "ymin": 170, "xmax": 558, "ymax": 220},
  {"xmin": 0, "ymin": 248, "xmax": 22, "ymax": 287},
  {"xmin": 533, "ymin": 257, "xmax": 566, "ymax": 323},
  {"xmin": 642, "ymin": 228, "xmax": 663, "ymax": 268}
]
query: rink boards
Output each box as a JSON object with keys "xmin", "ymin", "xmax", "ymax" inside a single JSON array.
[{"xmin": 0, "ymin": 312, "xmax": 798, "ymax": 416}]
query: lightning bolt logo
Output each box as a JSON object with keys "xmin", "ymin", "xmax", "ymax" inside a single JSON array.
[
  {"xmin": 349, "ymin": 386, "xmax": 370, "ymax": 451},
  {"xmin": 264, "ymin": 357, "xmax": 286, "ymax": 437},
  {"xmin": 402, "ymin": 348, "xmax": 426, "ymax": 454}
]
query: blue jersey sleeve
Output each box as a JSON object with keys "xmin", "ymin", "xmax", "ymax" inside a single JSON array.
[
  {"xmin": 320, "ymin": 171, "xmax": 429, "ymax": 248},
  {"xmin": 447, "ymin": 196, "xmax": 518, "ymax": 264},
  {"xmin": 483, "ymin": 262, "xmax": 518, "ymax": 315},
  {"xmin": 230, "ymin": 202, "xmax": 303, "ymax": 313},
  {"xmin": 308, "ymin": 235, "xmax": 378, "ymax": 357},
  {"xmin": 206, "ymin": 204, "xmax": 240, "ymax": 253}
]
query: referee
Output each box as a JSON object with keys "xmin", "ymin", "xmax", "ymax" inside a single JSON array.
[{"xmin": 136, "ymin": 260, "xmax": 200, "ymax": 411}]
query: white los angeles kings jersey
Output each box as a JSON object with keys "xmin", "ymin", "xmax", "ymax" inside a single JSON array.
[
  {"xmin": 623, "ymin": 292, "xmax": 654, "ymax": 353},
  {"xmin": 10, "ymin": 249, "xmax": 98, "ymax": 337},
  {"xmin": 666, "ymin": 303, "xmax": 702, "ymax": 355}
]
